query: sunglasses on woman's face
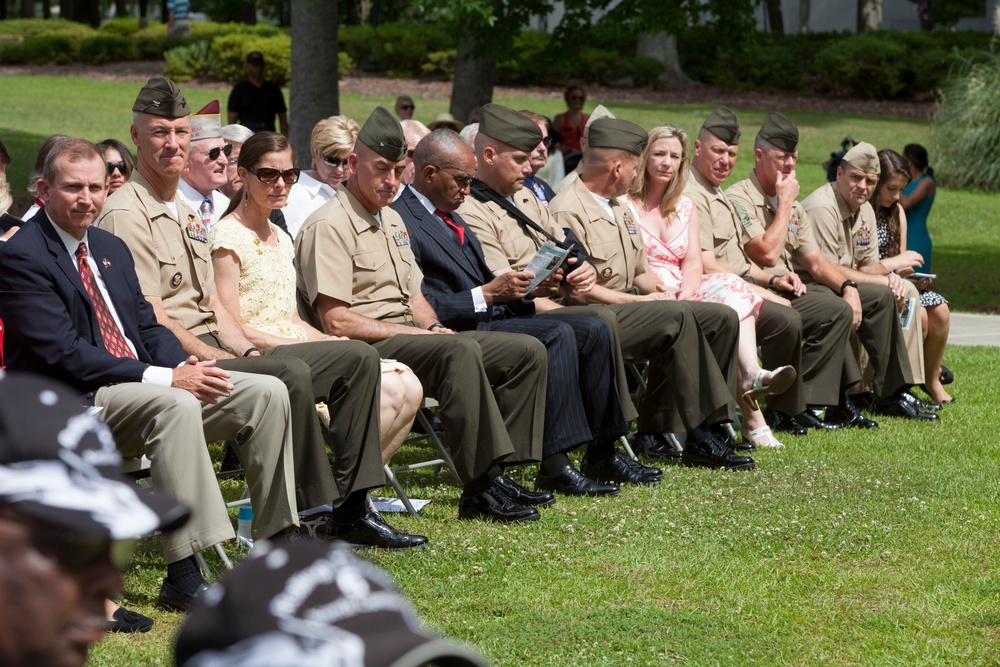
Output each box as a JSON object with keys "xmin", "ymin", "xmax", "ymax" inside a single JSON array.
[
  {"xmin": 106, "ymin": 161, "xmax": 127, "ymax": 176},
  {"xmin": 247, "ymin": 166, "xmax": 301, "ymax": 185},
  {"xmin": 323, "ymin": 155, "xmax": 349, "ymax": 169},
  {"xmin": 205, "ymin": 144, "xmax": 234, "ymax": 161}
]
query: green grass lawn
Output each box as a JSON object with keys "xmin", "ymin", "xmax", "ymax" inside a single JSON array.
[{"xmin": 3, "ymin": 74, "xmax": 998, "ymax": 665}]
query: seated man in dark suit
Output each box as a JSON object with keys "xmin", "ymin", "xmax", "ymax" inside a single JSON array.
[
  {"xmin": 0, "ymin": 138, "xmax": 298, "ymax": 611},
  {"xmin": 391, "ymin": 128, "xmax": 660, "ymax": 495}
]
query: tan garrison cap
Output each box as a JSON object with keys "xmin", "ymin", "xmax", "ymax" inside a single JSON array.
[
  {"xmin": 479, "ymin": 103, "xmax": 543, "ymax": 152},
  {"xmin": 585, "ymin": 104, "xmax": 615, "ymax": 128},
  {"xmin": 132, "ymin": 76, "xmax": 189, "ymax": 118},
  {"xmin": 702, "ymin": 106, "xmax": 741, "ymax": 144},
  {"xmin": 758, "ymin": 112, "xmax": 798, "ymax": 152},
  {"xmin": 587, "ymin": 118, "xmax": 648, "ymax": 155},
  {"xmin": 357, "ymin": 106, "xmax": 408, "ymax": 161},
  {"xmin": 190, "ymin": 100, "xmax": 222, "ymax": 141},
  {"xmin": 841, "ymin": 141, "xmax": 880, "ymax": 174}
]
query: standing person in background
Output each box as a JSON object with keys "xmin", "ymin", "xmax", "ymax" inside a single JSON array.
[
  {"xmin": 900, "ymin": 144, "xmax": 936, "ymax": 273},
  {"xmin": 282, "ymin": 115, "xmax": 358, "ymax": 239},
  {"xmin": 227, "ymin": 52, "xmax": 289, "ymax": 136},
  {"xmin": 552, "ymin": 86, "xmax": 588, "ymax": 173},
  {"xmin": 872, "ymin": 148, "xmax": 953, "ymax": 404},
  {"xmin": 166, "ymin": 0, "xmax": 190, "ymax": 36}
]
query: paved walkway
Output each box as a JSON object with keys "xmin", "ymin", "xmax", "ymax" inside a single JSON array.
[{"xmin": 949, "ymin": 313, "xmax": 1000, "ymax": 347}]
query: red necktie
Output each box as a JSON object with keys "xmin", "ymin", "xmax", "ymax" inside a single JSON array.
[
  {"xmin": 435, "ymin": 208, "xmax": 465, "ymax": 246},
  {"xmin": 75, "ymin": 243, "xmax": 137, "ymax": 360}
]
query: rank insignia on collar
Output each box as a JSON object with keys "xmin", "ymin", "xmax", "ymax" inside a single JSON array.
[{"xmin": 393, "ymin": 229, "xmax": 410, "ymax": 246}]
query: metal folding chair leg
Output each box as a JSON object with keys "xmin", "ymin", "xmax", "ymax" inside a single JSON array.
[{"xmin": 383, "ymin": 464, "xmax": 419, "ymax": 518}]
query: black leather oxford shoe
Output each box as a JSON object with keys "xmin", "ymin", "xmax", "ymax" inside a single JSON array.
[
  {"xmin": 158, "ymin": 579, "xmax": 210, "ymax": 613},
  {"xmin": 581, "ymin": 451, "xmax": 661, "ymax": 485},
  {"xmin": 872, "ymin": 397, "xmax": 939, "ymax": 421},
  {"xmin": 493, "ymin": 474, "xmax": 555, "ymax": 507},
  {"xmin": 794, "ymin": 409, "xmax": 840, "ymax": 431},
  {"xmin": 682, "ymin": 434, "xmax": 755, "ymax": 471},
  {"xmin": 825, "ymin": 400, "xmax": 878, "ymax": 429},
  {"xmin": 327, "ymin": 511, "xmax": 429, "ymax": 549},
  {"xmin": 535, "ymin": 463, "xmax": 620, "ymax": 496},
  {"xmin": 459, "ymin": 485, "xmax": 540, "ymax": 523},
  {"xmin": 764, "ymin": 409, "xmax": 807, "ymax": 436},
  {"xmin": 901, "ymin": 391, "xmax": 941, "ymax": 412},
  {"xmin": 634, "ymin": 432, "xmax": 682, "ymax": 460}
]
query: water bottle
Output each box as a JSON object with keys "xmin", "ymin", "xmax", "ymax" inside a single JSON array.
[{"xmin": 236, "ymin": 504, "xmax": 253, "ymax": 552}]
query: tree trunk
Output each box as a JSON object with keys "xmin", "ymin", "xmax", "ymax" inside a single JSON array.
[
  {"xmin": 114, "ymin": 0, "xmax": 127, "ymax": 18},
  {"xmin": 239, "ymin": 0, "xmax": 256, "ymax": 24},
  {"xmin": 636, "ymin": 32, "xmax": 691, "ymax": 88},
  {"xmin": 857, "ymin": 0, "xmax": 882, "ymax": 31},
  {"xmin": 42, "ymin": 0, "xmax": 50, "ymax": 18},
  {"xmin": 19, "ymin": 0, "xmax": 33, "ymax": 18},
  {"xmin": 765, "ymin": 0, "xmax": 784, "ymax": 33},
  {"xmin": 450, "ymin": 36, "xmax": 495, "ymax": 126},
  {"xmin": 138, "ymin": 0, "xmax": 148, "ymax": 27},
  {"xmin": 290, "ymin": 0, "xmax": 339, "ymax": 168}
]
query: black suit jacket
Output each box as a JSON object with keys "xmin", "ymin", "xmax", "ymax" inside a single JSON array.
[
  {"xmin": 390, "ymin": 187, "xmax": 534, "ymax": 331},
  {"xmin": 0, "ymin": 210, "xmax": 186, "ymax": 393}
]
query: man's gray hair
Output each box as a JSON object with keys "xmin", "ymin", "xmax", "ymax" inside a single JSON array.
[{"xmin": 222, "ymin": 124, "xmax": 254, "ymax": 145}]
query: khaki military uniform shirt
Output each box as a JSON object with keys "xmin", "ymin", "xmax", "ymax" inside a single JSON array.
[
  {"xmin": 683, "ymin": 166, "xmax": 754, "ymax": 279},
  {"xmin": 548, "ymin": 177, "xmax": 648, "ymax": 292},
  {"xmin": 458, "ymin": 186, "xmax": 565, "ymax": 275},
  {"xmin": 725, "ymin": 170, "xmax": 822, "ymax": 282},
  {"xmin": 801, "ymin": 182, "xmax": 879, "ymax": 272},
  {"xmin": 295, "ymin": 187, "xmax": 422, "ymax": 324},
  {"xmin": 96, "ymin": 170, "xmax": 218, "ymax": 336}
]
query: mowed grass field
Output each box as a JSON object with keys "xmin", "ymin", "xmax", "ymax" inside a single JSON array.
[{"xmin": 2, "ymin": 74, "xmax": 999, "ymax": 666}]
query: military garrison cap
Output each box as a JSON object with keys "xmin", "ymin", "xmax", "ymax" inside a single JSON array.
[
  {"xmin": 587, "ymin": 118, "xmax": 648, "ymax": 156},
  {"xmin": 758, "ymin": 112, "xmax": 798, "ymax": 152},
  {"xmin": 132, "ymin": 76, "xmax": 189, "ymax": 118},
  {"xmin": 357, "ymin": 106, "xmax": 407, "ymax": 161},
  {"xmin": 701, "ymin": 106, "xmax": 741, "ymax": 144},
  {"xmin": 479, "ymin": 103, "xmax": 543, "ymax": 152},
  {"xmin": 585, "ymin": 104, "xmax": 615, "ymax": 128},
  {"xmin": 841, "ymin": 141, "xmax": 880, "ymax": 174}
]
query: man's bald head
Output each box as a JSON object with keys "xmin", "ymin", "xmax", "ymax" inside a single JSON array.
[{"xmin": 411, "ymin": 129, "xmax": 476, "ymax": 213}]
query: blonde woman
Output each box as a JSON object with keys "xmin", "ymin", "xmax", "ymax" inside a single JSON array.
[
  {"xmin": 628, "ymin": 125, "xmax": 794, "ymax": 448},
  {"xmin": 212, "ymin": 132, "xmax": 423, "ymax": 468},
  {"xmin": 282, "ymin": 115, "xmax": 360, "ymax": 238}
]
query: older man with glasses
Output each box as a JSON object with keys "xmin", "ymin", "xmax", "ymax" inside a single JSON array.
[{"xmin": 178, "ymin": 100, "xmax": 233, "ymax": 233}]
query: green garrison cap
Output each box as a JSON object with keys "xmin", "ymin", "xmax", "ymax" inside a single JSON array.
[
  {"xmin": 479, "ymin": 103, "xmax": 543, "ymax": 152},
  {"xmin": 758, "ymin": 111, "xmax": 798, "ymax": 152},
  {"xmin": 701, "ymin": 106, "xmax": 741, "ymax": 144},
  {"xmin": 357, "ymin": 106, "xmax": 407, "ymax": 161},
  {"xmin": 132, "ymin": 76, "xmax": 189, "ymax": 118},
  {"xmin": 587, "ymin": 118, "xmax": 648, "ymax": 156},
  {"xmin": 841, "ymin": 142, "xmax": 880, "ymax": 174}
]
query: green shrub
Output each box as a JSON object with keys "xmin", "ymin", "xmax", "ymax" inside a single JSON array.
[
  {"xmin": 78, "ymin": 34, "xmax": 139, "ymax": 63},
  {"xmin": 338, "ymin": 24, "xmax": 376, "ymax": 73},
  {"xmin": 99, "ymin": 17, "xmax": 141, "ymax": 36},
  {"xmin": 370, "ymin": 21, "xmax": 455, "ymax": 77},
  {"xmin": 338, "ymin": 51, "xmax": 355, "ymax": 78},
  {"xmin": 421, "ymin": 50, "xmax": 456, "ymax": 79},
  {"xmin": 210, "ymin": 33, "xmax": 291, "ymax": 84},
  {"xmin": 497, "ymin": 30, "xmax": 552, "ymax": 86},
  {"xmin": 933, "ymin": 50, "xmax": 1000, "ymax": 191},
  {"xmin": 0, "ymin": 18, "xmax": 95, "ymax": 38},
  {"xmin": 815, "ymin": 32, "xmax": 910, "ymax": 98},
  {"xmin": 163, "ymin": 40, "xmax": 214, "ymax": 81},
  {"xmin": 135, "ymin": 34, "xmax": 189, "ymax": 59},
  {"xmin": 17, "ymin": 34, "xmax": 79, "ymax": 64}
]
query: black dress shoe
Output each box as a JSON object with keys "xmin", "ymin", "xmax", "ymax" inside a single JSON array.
[
  {"xmin": 105, "ymin": 607, "xmax": 154, "ymax": 633},
  {"xmin": 901, "ymin": 391, "xmax": 941, "ymax": 411},
  {"xmin": 459, "ymin": 486, "xmax": 540, "ymax": 523},
  {"xmin": 682, "ymin": 434, "xmax": 755, "ymax": 471},
  {"xmin": 158, "ymin": 579, "xmax": 210, "ymax": 612},
  {"xmin": 720, "ymin": 432, "xmax": 754, "ymax": 452},
  {"xmin": 850, "ymin": 391, "xmax": 876, "ymax": 411},
  {"xmin": 872, "ymin": 397, "xmax": 939, "ymax": 421},
  {"xmin": 581, "ymin": 451, "xmax": 661, "ymax": 485},
  {"xmin": 493, "ymin": 474, "xmax": 555, "ymax": 507},
  {"xmin": 327, "ymin": 511, "xmax": 429, "ymax": 550},
  {"xmin": 794, "ymin": 409, "xmax": 840, "ymax": 431},
  {"xmin": 535, "ymin": 463, "xmax": 620, "ymax": 496},
  {"xmin": 634, "ymin": 432, "xmax": 682, "ymax": 460},
  {"xmin": 940, "ymin": 364, "xmax": 954, "ymax": 385},
  {"xmin": 764, "ymin": 409, "xmax": 807, "ymax": 436},
  {"xmin": 825, "ymin": 403, "xmax": 878, "ymax": 429}
]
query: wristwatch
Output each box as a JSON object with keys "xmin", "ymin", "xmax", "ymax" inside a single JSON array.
[{"xmin": 839, "ymin": 279, "xmax": 858, "ymax": 296}]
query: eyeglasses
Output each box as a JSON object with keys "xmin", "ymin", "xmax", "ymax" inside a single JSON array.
[
  {"xmin": 247, "ymin": 166, "xmax": 301, "ymax": 185},
  {"xmin": 569, "ymin": 95, "xmax": 585, "ymax": 101},
  {"xmin": 8, "ymin": 513, "xmax": 137, "ymax": 572},
  {"xmin": 541, "ymin": 136, "xmax": 553, "ymax": 149},
  {"xmin": 106, "ymin": 161, "xmax": 127, "ymax": 176},
  {"xmin": 399, "ymin": 104, "xmax": 414, "ymax": 111},
  {"xmin": 322, "ymin": 155, "xmax": 349, "ymax": 169},
  {"xmin": 204, "ymin": 144, "xmax": 234, "ymax": 161},
  {"xmin": 441, "ymin": 169, "xmax": 473, "ymax": 190}
]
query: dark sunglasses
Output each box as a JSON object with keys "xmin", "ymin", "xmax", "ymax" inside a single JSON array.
[
  {"xmin": 399, "ymin": 104, "xmax": 414, "ymax": 111},
  {"xmin": 322, "ymin": 155, "xmax": 349, "ymax": 169},
  {"xmin": 106, "ymin": 161, "xmax": 128, "ymax": 176},
  {"xmin": 10, "ymin": 513, "xmax": 137, "ymax": 572},
  {"xmin": 247, "ymin": 166, "xmax": 301, "ymax": 185},
  {"xmin": 205, "ymin": 144, "xmax": 234, "ymax": 161},
  {"xmin": 569, "ymin": 95, "xmax": 585, "ymax": 101},
  {"xmin": 441, "ymin": 169, "xmax": 473, "ymax": 190}
]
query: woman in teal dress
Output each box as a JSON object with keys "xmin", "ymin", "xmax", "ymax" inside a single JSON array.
[{"xmin": 900, "ymin": 144, "xmax": 936, "ymax": 273}]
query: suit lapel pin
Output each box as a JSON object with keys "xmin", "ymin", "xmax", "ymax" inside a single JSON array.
[{"xmin": 102, "ymin": 258, "xmax": 112, "ymax": 268}]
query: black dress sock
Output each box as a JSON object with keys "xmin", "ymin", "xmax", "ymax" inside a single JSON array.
[
  {"xmin": 329, "ymin": 491, "xmax": 367, "ymax": 526},
  {"xmin": 585, "ymin": 440, "xmax": 615, "ymax": 462},
  {"xmin": 539, "ymin": 452, "xmax": 572, "ymax": 476},
  {"xmin": 463, "ymin": 468, "xmax": 500, "ymax": 497},
  {"xmin": 166, "ymin": 556, "xmax": 206, "ymax": 594}
]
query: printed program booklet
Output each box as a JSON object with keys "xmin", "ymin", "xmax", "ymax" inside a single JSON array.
[{"xmin": 524, "ymin": 242, "xmax": 570, "ymax": 292}]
